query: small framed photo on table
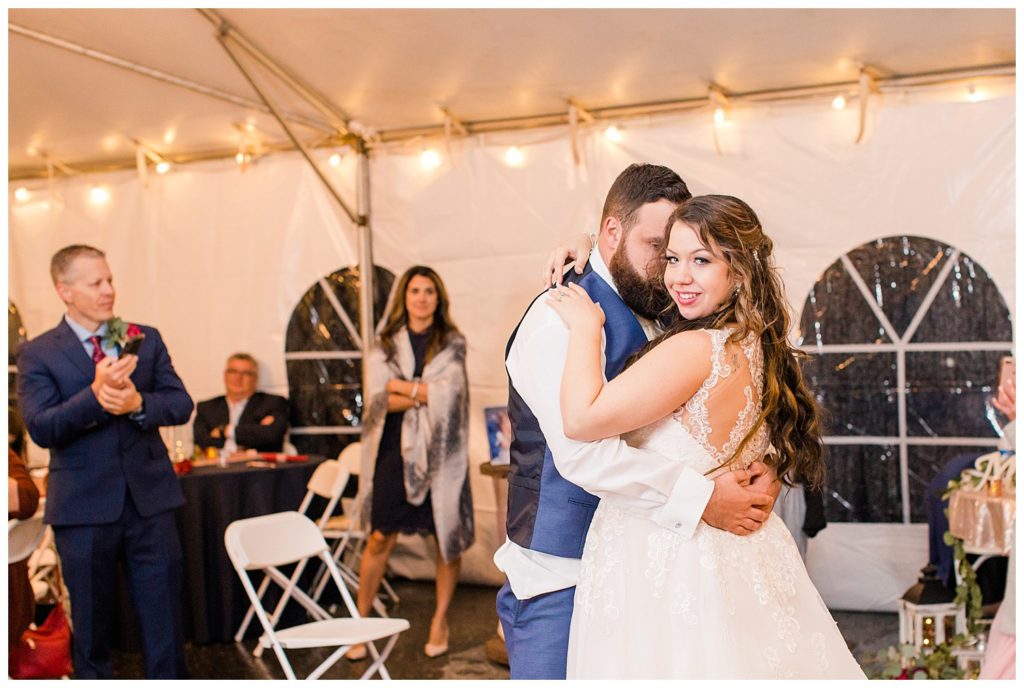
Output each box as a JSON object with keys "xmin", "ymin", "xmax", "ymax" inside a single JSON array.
[{"xmin": 484, "ymin": 406, "xmax": 512, "ymax": 465}]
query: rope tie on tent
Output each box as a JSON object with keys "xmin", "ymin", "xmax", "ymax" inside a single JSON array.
[
  {"xmin": 568, "ymin": 99, "xmax": 593, "ymax": 166},
  {"xmin": 708, "ymin": 84, "xmax": 730, "ymax": 156},
  {"xmin": 855, "ymin": 66, "xmax": 880, "ymax": 144}
]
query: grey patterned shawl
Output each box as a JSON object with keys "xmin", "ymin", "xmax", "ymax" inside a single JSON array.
[{"xmin": 359, "ymin": 328, "xmax": 475, "ymax": 562}]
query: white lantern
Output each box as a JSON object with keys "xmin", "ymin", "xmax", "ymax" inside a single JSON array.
[{"xmin": 898, "ymin": 564, "xmax": 966, "ymax": 652}]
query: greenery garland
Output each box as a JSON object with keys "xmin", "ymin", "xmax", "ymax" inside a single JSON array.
[{"xmin": 940, "ymin": 480, "xmax": 984, "ymax": 635}]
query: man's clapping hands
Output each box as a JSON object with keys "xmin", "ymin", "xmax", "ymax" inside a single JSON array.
[{"xmin": 91, "ymin": 355, "xmax": 143, "ymax": 415}]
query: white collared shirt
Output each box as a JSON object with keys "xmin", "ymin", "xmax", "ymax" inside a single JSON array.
[
  {"xmin": 224, "ymin": 396, "xmax": 250, "ymax": 454},
  {"xmin": 494, "ymin": 251, "xmax": 714, "ymax": 600}
]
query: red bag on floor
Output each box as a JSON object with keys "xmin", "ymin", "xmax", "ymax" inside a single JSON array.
[{"xmin": 8, "ymin": 604, "xmax": 73, "ymax": 679}]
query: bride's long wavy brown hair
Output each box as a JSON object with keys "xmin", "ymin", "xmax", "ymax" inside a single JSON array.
[{"xmin": 636, "ymin": 195, "xmax": 825, "ymax": 488}]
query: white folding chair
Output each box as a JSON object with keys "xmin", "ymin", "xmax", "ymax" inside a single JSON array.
[
  {"xmin": 312, "ymin": 442, "xmax": 399, "ymax": 611},
  {"xmin": 225, "ymin": 511, "xmax": 410, "ymax": 680},
  {"xmin": 9, "ymin": 513, "xmax": 47, "ymax": 565},
  {"xmin": 235, "ymin": 459, "xmax": 352, "ymax": 645},
  {"xmin": 27, "ymin": 524, "xmax": 60, "ymax": 602}
]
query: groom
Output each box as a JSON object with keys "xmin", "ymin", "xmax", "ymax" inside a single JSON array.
[{"xmin": 496, "ymin": 164, "xmax": 779, "ymax": 679}]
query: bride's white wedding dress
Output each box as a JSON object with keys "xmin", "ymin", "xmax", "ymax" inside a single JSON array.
[{"xmin": 566, "ymin": 329, "xmax": 866, "ymax": 679}]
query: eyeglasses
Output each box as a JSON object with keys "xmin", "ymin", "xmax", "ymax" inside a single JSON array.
[{"xmin": 225, "ymin": 368, "xmax": 256, "ymax": 377}]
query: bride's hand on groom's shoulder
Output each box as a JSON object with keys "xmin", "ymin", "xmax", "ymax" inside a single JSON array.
[
  {"xmin": 543, "ymin": 233, "xmax": 595, "ymax": 288},
  {"xmin": 546, "ymin": 283, "xmax": 605, "ymax": 331}
]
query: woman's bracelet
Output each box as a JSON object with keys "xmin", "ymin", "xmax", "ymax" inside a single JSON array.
[{"xmin": 410, "ymin": 378, "xmax": 420, "ymax": 400}]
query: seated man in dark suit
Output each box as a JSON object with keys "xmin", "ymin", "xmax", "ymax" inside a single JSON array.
[{"xmin": 193, "ymin": 353, "xmax": 289, "ymax": 453}]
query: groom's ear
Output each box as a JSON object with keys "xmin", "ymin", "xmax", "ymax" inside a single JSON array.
[{"xmin": 603, "ymin": 216, "xmax": 623, "ymax": 251}]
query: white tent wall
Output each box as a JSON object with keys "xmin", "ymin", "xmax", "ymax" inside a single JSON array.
[{"xmin": 8, "ymin": 89, "xmax": 1015, "ymax": 607}]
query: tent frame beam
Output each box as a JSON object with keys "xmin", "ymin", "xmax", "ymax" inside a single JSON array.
[
  {"xmin": 8, "ymin": 61, "xmax": 1013, "ymax": 178},
  {"xmin": 8, "ymin": 22, "xmax": 334, "ymax": 136},
  {"xmin": 374, "ymin": 62, "xmax": 1015, "ymax": 143},
  {"xmin": 197, "ymin": 9, "xmax": 352, "ymax": 138},
  {"xmin": 203, "ymin": 10, "xmax": 376, "ymax": 375}
]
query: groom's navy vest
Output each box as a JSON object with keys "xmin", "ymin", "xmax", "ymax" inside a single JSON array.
[{"xmin": 504, "ymin": 264, "xmax": 649, "ymax": 559}]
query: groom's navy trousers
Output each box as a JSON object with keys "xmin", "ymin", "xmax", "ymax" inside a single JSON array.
[{"xmin": 497, "ymin": 582, "xmax": 576, "ymax": 680}]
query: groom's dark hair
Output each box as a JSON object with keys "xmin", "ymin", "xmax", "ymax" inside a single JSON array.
[{"xmin": 600, "ymin": 164, "xmax": 691, "ymax": 233}]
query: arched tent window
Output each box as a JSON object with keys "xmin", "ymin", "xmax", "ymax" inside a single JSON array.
[
  {"xmin": 9, "ymin": 301, "xmax": 28, "ymax": 402},
  {"xmin": 285, "ymin": 266, "xmax": 396, "ymax": 459},
  {"xmin": 797, "ymin": 236, "xmax": 1013, "ymax": 524}
]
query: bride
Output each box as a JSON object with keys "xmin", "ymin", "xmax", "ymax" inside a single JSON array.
[{"xmin": 546, "ymin": 195, "xmax": 866, "ymax": 679}]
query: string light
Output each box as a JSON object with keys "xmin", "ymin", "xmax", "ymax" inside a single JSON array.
[
  {"xmin": 328, "ymin": 153, "xmax": 342, "ymax": 167},
  {"xmin": 604, "ymin": 125, "xmax": 623, "ymax": 142},
  {"xmin": 967, "ymin": 85, "xmax": 983, "ymax": 102},
  {"xmin": 504, "ymin": 146, "xmax": 525, "ymax": 167},
  {"xmin": 155, "ymin": 161, "xmax": 171, "ymax": 175},
  {"xmin": 88, "ymin": 186, "xmax": 111, "ymax": 206},
  {"xmin": 832, "ymin": 94, "xmax": 847, "ymax": 110},
  {"xmin": 713, "ymin": 107, "xmax": 726, "ymax": 124},
  {"xmin": 420, "ymin": 149, "xmax": 442, "ymax": 170},
  {"xmin": 235, "ymin": 152, "xmax": 246, "ymax": 165},
  {"xmin": 14, "ymin": 187, "xmax": 30, "ymax": 202}
]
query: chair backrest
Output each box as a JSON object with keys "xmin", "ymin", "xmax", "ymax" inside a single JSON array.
[
  {"xmin": 305, "ymin": 459, "xmax": 350, "ymax": 501},
  {"xmin": 296, "ymin": 459, "xmax": 352, "ymax": 530},
  {"xmin": 225, "ymin": 511, "xmax": 329, "ymax": 571},
  {"xmin": 337, "ymin": 441, "xmax": 362, "ymax": 476},
  {"xmin": 9, "ymin": 514, "xmax": 47, "ymax": 565}
]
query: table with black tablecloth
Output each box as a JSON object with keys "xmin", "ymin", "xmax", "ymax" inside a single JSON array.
[
  {"xmin": 178, "ymin": 457, "xmax": 328, "ymax": 644},
  {"xmin": 115, "ymin": 456, "xmax": 327, "ymax": 647}
]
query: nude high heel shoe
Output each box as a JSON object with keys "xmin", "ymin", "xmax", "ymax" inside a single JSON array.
[{"xmin": 424, "ymin": 627, "xmax": 449, "ymax": 658}]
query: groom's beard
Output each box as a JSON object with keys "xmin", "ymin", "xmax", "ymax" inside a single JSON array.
[{"xmin": 608, "ymin": 243, "xmax": 672, "ymax": 321}]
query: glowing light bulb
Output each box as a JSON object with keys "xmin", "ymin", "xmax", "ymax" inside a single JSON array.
[
  {"xmin": 89, "ymin": 186, "xmax": 111, "ymax": 206},
  {"xmin": 14, "ymin": 187, "xmax": 30, "ymax": 202},
  {"xmin": 328, "ymin": 153, "xmax": 342, "ymax": 167},
  {"xmin": 713, "ymin": 108, "xmax": 726, "ymax": 124},
  {"xmin": 420, "ymin": 149, "xmax": 442, "ymax": 170},
  {"xmin": 155, "ymin": 161, "xmax": 171, "ymax": 175},
  {"xmin": 236, "ymin": 152, "xmax": 246, "ymax": 165},
  {"xmin": 832, "ymin": 94, "xmax": 847, "ymax": 110},
  {"xmin": 604, "ymin": 125, "xmax": 623, "ymax": 142},
  {"xmin": 967, "ymin": 85, "xmax": 983, "ymax": 103},
  {"xmin": 504, "ymin": 146, "xmax": 525, "ymax": 167}
]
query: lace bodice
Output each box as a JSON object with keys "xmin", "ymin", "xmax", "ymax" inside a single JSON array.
[{"xmin": 623, "ymin": 328, "xmax": 769, "ymax": 475}]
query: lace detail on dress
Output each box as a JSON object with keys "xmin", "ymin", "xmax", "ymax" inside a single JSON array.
[
  {"xmin": 674, "ymin": 329, "xmax": 733, "ymax": 463},
  {"xmin": 673, "ymin": 328, "xmax": 768, "ymax": 470},
  {"xmin": 575, "ymin": 502, "xmax": 626, "ymax": 623}
]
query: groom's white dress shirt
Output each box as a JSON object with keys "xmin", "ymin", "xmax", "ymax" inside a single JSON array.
[{"xmin": 495, "ymin": 250, "xmax": 714, "ymax": 600}]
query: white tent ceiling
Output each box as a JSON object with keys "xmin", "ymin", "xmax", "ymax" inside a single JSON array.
[{"xmin": 8, "ymin": 7, "xmax": 1015, "ymax": 178}]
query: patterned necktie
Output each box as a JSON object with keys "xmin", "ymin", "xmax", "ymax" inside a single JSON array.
[{"xmin": 88, "ymin": 336, "xmax": 106, "ymax": 364}]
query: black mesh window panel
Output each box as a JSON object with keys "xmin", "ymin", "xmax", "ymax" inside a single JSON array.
[
  {"xmin": 796, "ymin": 237, "xmax": 1012, "ymax": 524},
  {"xmin": 285, "ymin": 265, "xmax": 395, "ymax": 460}
]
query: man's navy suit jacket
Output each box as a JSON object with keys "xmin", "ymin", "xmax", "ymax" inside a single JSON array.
[{"xmin": 17, "ymin": 319, "xmax": 194, "ymax": 526}]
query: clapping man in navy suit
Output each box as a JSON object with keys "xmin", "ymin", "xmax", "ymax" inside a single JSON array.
[{"xmin": 17, "ymin": 245, "xmax": 194, "ymax": 678}]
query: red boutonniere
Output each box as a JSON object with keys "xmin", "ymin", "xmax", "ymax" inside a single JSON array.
[{"xmin": 102, "ymin": 317, "xmax": 142, "ymax": 349}]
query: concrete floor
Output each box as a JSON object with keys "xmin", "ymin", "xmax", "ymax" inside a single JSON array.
[{"xmin": 103, "ymin": 576, "xmax": 902, "ymax": 680}]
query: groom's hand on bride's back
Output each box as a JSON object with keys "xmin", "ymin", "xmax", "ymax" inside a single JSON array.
[
  {"xmin": 745, "ymin": 460, "xmax": 783, "ymax": 504},
  {"xmin": 701, "ymin": 469, "xmax": 774, "ymax": 536}
]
